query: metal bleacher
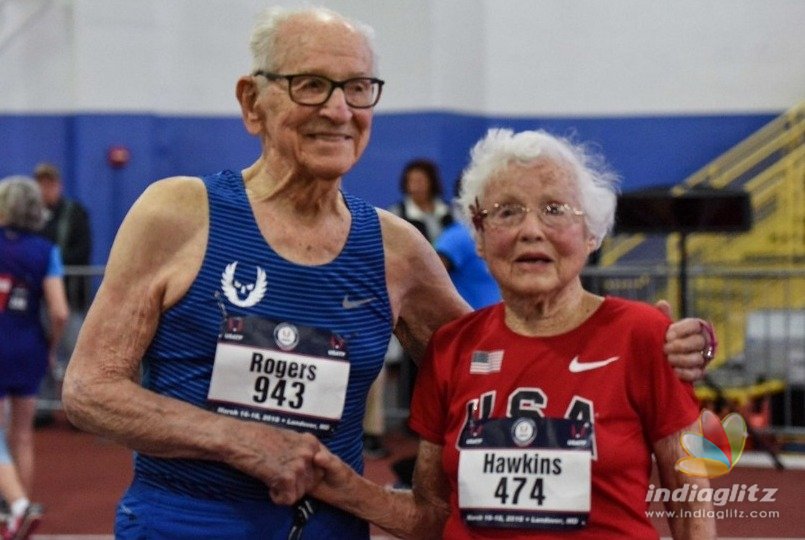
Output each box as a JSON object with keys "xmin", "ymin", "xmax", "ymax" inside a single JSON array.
[{"xmin": 598, "ymin": 102, "xmax": 805, "ymax": 435}]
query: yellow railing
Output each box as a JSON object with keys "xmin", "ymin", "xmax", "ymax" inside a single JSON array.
[{"xmin": 602, "ymin": 103, "xmax": 805, "ymax": 371}]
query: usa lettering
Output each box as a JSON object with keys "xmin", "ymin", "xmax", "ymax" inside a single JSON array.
[
  {"xmin": 250, "ymin": 352, "xmax": 317, "ymax": 381},
  {"xmin": 483, "ymin": 452, "xmax": 562, "ymax": 475}
]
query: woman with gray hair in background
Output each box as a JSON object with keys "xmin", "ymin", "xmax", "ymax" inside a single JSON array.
[
  {"xmin": 312, "ymin": 129, "xmax": 716, "ymax": 539},
  {"xmin": 0, "ymin": 176, "xmax": 69, "ymax": 539}
]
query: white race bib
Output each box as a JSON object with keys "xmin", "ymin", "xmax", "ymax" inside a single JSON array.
[
  {"xmin": 457, "ymin": 417, "xmax": 593, "ymax": 530},
  {"xmin": 207, "ymin": 317, "xmax": 350, "ymax": 436}
]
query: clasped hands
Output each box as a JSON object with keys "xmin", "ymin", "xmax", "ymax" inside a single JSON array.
[
  {"xmin": 259, "ymin": 430, "xmax": 356, "ymax": 506},
  {"xmin": 261, "ymin": 302, "xmax": 717, "ymax": 505}
]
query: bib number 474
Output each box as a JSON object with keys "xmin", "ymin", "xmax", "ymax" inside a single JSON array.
[{"xmin": 494, "ymin": 476, "xmax": 545, "ymax": 507}]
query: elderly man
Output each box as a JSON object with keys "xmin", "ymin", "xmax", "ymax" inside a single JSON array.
[{"xmin": 62, "ymin": 7, "xmax": 712, "ymax": 539}]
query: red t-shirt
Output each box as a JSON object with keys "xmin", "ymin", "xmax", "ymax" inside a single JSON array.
[{"xmin": 409, "ymin": 297, "xmax": 700, "ymax": 539}]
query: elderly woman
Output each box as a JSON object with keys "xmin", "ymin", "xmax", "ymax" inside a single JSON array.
[
  {"xmin": 0, "ymin": 176, "xmax": 68, "ymax": 537},
  {"xmin": 313, "ymin": 129, "xmax": 716, "ymax": 539}
]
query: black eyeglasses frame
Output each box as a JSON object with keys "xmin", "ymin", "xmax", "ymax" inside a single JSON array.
[{"xmin": 253, "ymin": 71, "xmax": 384, "ymax": 109}]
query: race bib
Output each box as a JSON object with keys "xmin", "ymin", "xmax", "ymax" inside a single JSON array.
[
  {"xmin": 207, "ymin": 316, "xmax": 349, "ymax": 437},
  {"xmin": 457, "ymin": 416, "xmax": 593, "ymax": 530},
  {"xmin": 0, "ymin": 274, "xmax": 29, "ymax": 313}
]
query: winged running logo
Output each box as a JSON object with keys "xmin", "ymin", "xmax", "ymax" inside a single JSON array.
[{"xmin": 220, "ymin": 262, "xmax": 267, "ymax": 308}]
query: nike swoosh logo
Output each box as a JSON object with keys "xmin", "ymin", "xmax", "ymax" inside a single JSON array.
[
  {"xmin": 568, "ymin": 356, "xmax": 620, "ymax": 373},
  {"xmin": 342, "ymin": 295, "xmax": 375, "ymax": 309}
]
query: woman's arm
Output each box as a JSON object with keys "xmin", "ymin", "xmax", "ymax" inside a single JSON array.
[
  {"xmin": 312, "ymin": 439, "xmax": 451, "ymax": 539},
  {"xmin": 42, "ymin": 275, "xmax": 69, "ymax": 367},
  {"xmin": 653, "ymin": 422, "xmax": 717, "ymax": 539}
]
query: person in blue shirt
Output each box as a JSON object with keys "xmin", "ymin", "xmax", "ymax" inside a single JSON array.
[
  {"xmin": 0, "ymin": 176, "xmax": 69, "ymax": 538},
  {"xmin": 436, "ymin": 178, "xmax": 501, "ymax": 310},
  {"xmin": 436, "ymin": 219, "xmax": 501, "ymax": 309}
]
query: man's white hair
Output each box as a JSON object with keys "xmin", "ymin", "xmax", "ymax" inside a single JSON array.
[{"xmin": 249, "ymin": 6, "xmax": 378, "ymax": 74}]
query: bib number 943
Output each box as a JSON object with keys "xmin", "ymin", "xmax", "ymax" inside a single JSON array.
[{"xmin": 253, "ymin": 377, "xmax": 304, "ymax": 409}]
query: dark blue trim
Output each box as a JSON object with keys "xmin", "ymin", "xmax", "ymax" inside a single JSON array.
[{"xmin": 0, "ymin": 111, "xmax": 777, "ymax": 265}]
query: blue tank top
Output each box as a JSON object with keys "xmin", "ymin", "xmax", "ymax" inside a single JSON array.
[
  {"xmin": 0, "ymin": 227, "xmax": 52, "ymax": 372},
  {"xmin": 136, "ymin": 170, "xmax": 393, "ymax": 503}
]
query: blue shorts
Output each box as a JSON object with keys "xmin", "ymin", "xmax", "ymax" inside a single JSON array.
[
  {"xmin": 116, "ymin": 479, "xmax": 369, "ymax": 539},
  {"xmin": 0, "ymin": 327, "xmax": 48, "ymax": 398},
  {"xmin": 0, "ymin": 378, "xmax": 43, "ymax": 398}
]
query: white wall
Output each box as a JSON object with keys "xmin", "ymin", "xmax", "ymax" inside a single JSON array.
[
  {"xmin": 479, "ymin": 0, "xmax": 805, "ymax": 115},
  {"xmin": 0, "ymin": 0, "xmax": 803, "ymax": 115}
]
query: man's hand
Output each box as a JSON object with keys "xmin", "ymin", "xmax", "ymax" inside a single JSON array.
[
  {"xmin": 269, "ymin": 431, "xmax": 325, "ymax": 505},
  {"xmin": 656, "ymin": 300, "xmax": 717, "ymax": 383},
  {"xmin": 233, "ymin": 424, "xmax": 324, "ymax": 505}
]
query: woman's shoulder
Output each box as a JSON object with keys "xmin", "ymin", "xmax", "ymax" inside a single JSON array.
[
  {"xmin": 601, "ymin": 296, "xmax": 671, "ymax": 326},
  {"xmin": 434, "ymin": 303, "xmax": 500, "ymax": 341}
]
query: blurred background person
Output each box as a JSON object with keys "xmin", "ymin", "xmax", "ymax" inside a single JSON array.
[
  {"xmin": 32, "ymin": 163, "xmax": 91, "ymax": 427},
  {"xmin": 33, "ymin": 164, "xmax": 91, "ymax": 315},
  {"xmin": 362, "ymin": 356, "xmax": 390, "ymax": 460},
  {"xmin": 0, "ymin": 176, "xmax": 69, "ymax": 538},
  {"xmin": 0, "ymin": 455, "xmax": 42, "ymax": 540},
  {"xmin": 388, "ymin": 159, "xmax": 454, "ymax": 244},
  {"xmin": 435, "ymin": 176, "xmax": 501, "ymax": 310}
]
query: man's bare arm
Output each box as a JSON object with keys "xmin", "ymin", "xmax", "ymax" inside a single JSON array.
[
  {"xmin": 62, "ymin": 178, "xmax": 321, "ymax": 504},
  {"xmin": 379, "ymin": 210, "xmax": 470, "ymax": 364}
]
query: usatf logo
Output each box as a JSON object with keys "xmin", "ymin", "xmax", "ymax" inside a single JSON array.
[
  {"xmin": 220, "ymin": 262, "xmax": 267, "ymax": 308},
  {"xmin": 274, "ymin": 323, "xmax": 299, "ymax": 351},
  {"xmin": 676, "ymin": 410, "xmax": 747, "ymax": 478},
  {"xmin": 511, "ymin": 418, "xmax": 537, "ymax": 447}
]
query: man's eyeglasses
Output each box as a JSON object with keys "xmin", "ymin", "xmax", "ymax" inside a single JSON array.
[
  {"xmin": 471, "ymin": 201, "xmax": 585, "ymax": 231},
  {"xmin": 253, "ymin": 71, "xmax": 384, "ymax": 109}
]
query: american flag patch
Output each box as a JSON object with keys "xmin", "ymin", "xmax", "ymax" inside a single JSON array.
[{"xmin": 470, "ymin": 350, "xmax": 504, "ymax": 374}]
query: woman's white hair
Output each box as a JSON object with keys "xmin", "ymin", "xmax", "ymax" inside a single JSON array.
[
  {"xmin": 458, "ymin": 128, "xmax": 620, "ymax": 249},
  {"xmin": 0, "ymin": 175, "xmax": 46, "ymax": 232},
  {"xmin": 249, "ymin": 6, "xmax": 378, "ymax": 74}
]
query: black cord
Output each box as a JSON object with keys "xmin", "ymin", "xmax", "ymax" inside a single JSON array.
[
  {"xmin": 287, "ymin": 497, "xmax": 317, "ymax": 540},
  {"xmin": 703, "ymin": 374, "xmax": 785, "ymax": 471}
]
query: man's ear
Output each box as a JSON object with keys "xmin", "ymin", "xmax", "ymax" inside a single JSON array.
[{"xmin": 236, "ymin": 77, "xmax": 263, "ymax": 135}]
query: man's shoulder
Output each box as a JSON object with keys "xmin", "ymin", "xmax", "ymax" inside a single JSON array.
[
  {"xmin": 377, "ymin": 206, "xmax": 418, "ymax": 236},
  {"xmin": 123, "ymin": 176, "xmax": 208, "ymax": 232},
  {"xmin": 144, "ymin": 175, "xmax": 206, "ymax": 200}
]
